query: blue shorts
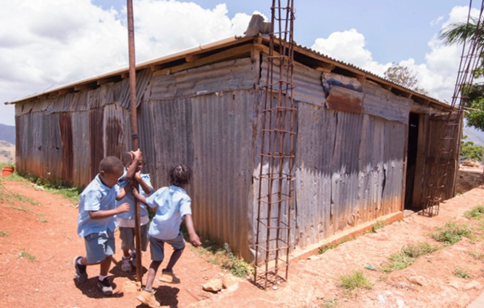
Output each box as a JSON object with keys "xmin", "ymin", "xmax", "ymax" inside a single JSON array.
[
  {"xmin": 84, "ymin": 229, "xmax": 115, "ymax": 264},
  {"xmin": 119, "ymin": 224, "xmax": 148, "ymax": 252},
  {"xmin": 149, "ymin": 232, "xmax": 185, "ymax": 262}
]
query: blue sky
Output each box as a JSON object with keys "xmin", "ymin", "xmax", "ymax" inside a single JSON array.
[
  {"xmin": 92, "ymin": 0, "xmax": 470, "ymax": 63},
  {"xmin": 0, "ymin": 0, "xmax": 479, "ymax": 127}
]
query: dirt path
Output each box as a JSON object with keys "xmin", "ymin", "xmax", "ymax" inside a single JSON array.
[{"xmin": 1, "ymin": 177, "xmax": 484, "ymax": 308}]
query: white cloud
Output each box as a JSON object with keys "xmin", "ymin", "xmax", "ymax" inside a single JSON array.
[
  {"xmin": 0, "ymin": 0, "xmax": 253, "ymax": 126},
  {"xmin": 311, "ymin": 29, "xmax": 391, "ymax": 77},
  {"xmin": 310, "ymin": 5, "xmax": 478, "ymax": 105},
  {"xmin": 0, "ymin": 2, "xmax": 478, "ymax": 127}
]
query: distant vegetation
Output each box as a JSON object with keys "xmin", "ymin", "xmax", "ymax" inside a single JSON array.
[{"xmin": 461, "ymin": 135, "xmax": 483, "ymax": 161}]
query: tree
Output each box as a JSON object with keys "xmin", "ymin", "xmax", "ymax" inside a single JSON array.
[
  {"xmin": 383, "ymin": 63, "xmax": 428, "ymax": 94},
  {"xmin": 460, "ymin": 135, "xmax": 483, "ymax": 161},
  {"xmin": 440, "ymin": 17, "xmax": 484, "ymax": 131}
]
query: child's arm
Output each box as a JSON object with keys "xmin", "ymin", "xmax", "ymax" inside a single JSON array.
[
  {"xmin": 116, "ymin": 181, "xmax": 133, "ymax": 201},
  {"xmin": 88, "ymin": 202, "xmax": 130, "ymax": 220},
  {"xmin": 123, "ymin": 149, "xmax": 142, "ymax": 181},
  {"xmin": 134, "ymin": 171, "xmax": 154, "ymax": 196},
  {"xmin": 183, "ymin": 214, "xmax": 201, "ymax": 247},
  {"xmin": 131, "ymin": 186, "xmax": 148, "ymax": 205}
]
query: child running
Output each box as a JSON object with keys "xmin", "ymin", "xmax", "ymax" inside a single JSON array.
[
  {"xmin": 133, "ymin": 164, "xmax": 201, "ymax": 307},
  {"xmin": 74, "ymin": 150, "xmax": 141, "ymax": 296},
  {"xmin": 117, "ymin": 151, "xmax": 154, "ymax": 272}
]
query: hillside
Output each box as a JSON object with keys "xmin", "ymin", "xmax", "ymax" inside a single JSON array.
[
  {"xmin": 0, "ymin": 140, "xmax": 15, "ymax": 163},
  {"xmin": 0, "ymin": 123, "xmax": 15, "ymax": 145}
]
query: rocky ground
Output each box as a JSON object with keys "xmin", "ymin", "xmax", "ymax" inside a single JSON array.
[{"xmin": 1, "ymin": 167, "xmax": 484, "ymax": 308}]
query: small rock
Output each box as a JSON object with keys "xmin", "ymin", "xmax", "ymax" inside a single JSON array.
[
  {"xmin": 464, "ymin": 280, "xmax": 482, "ymax": 290},
  {"xmin": 123, "ymin": 280, "xmax": 141, "ymax": 293},
  {"xmin": 273, "ymin": 286, "xmax": 278, "ymax": 290},
  {"xmin": 448, "ymin": 279, "xmax": 462, "ymax": 290},
  {"xmin": 202, "ymin": 279, "xmax": 223, "ymax": 292},
  {"xmin": 222, "ymin": 274, "xmax": 239, "ymax": 291},
  {"xmin": 308, "ymin": 255, "xmax": 320, "ymax": 261},
  {"xmin": 408, "ymin": 276, "xmax": 426, "ymax": 286}
]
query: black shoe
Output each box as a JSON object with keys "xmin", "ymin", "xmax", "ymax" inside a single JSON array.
[
  {"xmin": 73, "ymin": 256, "xmax": 87, "ymax": 282},
  {"xmin": 97, "ymin": 277, "xmax": 113, "ymax": 296}
]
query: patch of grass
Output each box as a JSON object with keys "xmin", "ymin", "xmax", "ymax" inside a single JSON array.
[
  {"xmin": 13, "ymin": 171, "xmax": 82, "ymax": 203},
  {"xmin": 318, "ymin": 243, "xmax": 338, "ymax": 254},
  {"xmin": 8, "ymin": 204, "xmax": 27, "ymax": 212},
  {"xmin": 381, "ymin": 251, "xmax": 415, "ymax": 272},
  {"xmin": 322, "ymin": 298, "xmax": 340, "ymax": 307},
  {"xmin": 381, "ymin": 242, "xmax": 440, "ymax": 272},
  {"xmin": 372, "ymin": 220, "xmax": 386, "ymax": 232},
  {"xmin": 431, "ymin": 222, "xmax": 472, "ymax": 245},
  {"xmin": 464, "ymin": 205, "xmax": 484, "ymax": 220},
  {"xmin": 38, "ymin": 218, "xmax": 47, "ymax": 223},
  {"xmin": 468, "ymin": 249, "xmax": 484, "ymax": 260},
  {"xmin": 18, "ymin": 251, "xmax": 36, "ymax": 261},
  {"xmin": 188, "ymin": 233, "xmax": 253, "ymax": 278},
  {"xmin": 12, "ymin": 193, "xmax": 39, "ymax": 205},
  {"xmin": 221, "ymin": 254, "xmax": 253, "ymax": 278},
  {"xmin": 7, "ymin": 204, "xmax": 43, "ymax": 216},
  {"xmin": 0, "ymin": 230, "xmax": 8, "ymax": 237},
  {"xmin": 454, "ymin": 266, "xmax": 472, "ymax": 279},
  {"xmin": 338, "ymin": 270, "xmax": 373, "ymax": 291},
  {"xmin": 401, "ymin": 242, "xmax": 440, "ymax": 258}
]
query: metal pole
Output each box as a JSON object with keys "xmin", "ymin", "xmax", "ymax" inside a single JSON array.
[{"xmin": 127, "ymin": 0, "xmax": 142, "ymax": 282}]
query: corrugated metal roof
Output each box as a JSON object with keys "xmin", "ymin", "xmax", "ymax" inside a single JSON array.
[{"xmin": 6, "ymin": 35, "xmax": 450, "ymax": 111}]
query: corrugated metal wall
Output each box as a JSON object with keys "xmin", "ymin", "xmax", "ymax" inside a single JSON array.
[
  {"xmin": 292, "ymin": 102, "xmax": 406, "ymax": 249},
  {"xmin": 257, "ymin": 56, "xmax": 409, "ymax": 252},
  {"xmin": 14, "ymin": 45, "xmax": 453, "ymax": 262},
  {"xmin": 136, "ymin": 57, "xmax": 258, "ymax": 259},
  {"xmin": 15, "ymin": 69, "xmax": 152, "ymax": 186}
]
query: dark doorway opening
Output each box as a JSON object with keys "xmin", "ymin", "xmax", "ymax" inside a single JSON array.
[{"xmin": 405, "ymin": 112, "xmax": 419, "ymax": 210}]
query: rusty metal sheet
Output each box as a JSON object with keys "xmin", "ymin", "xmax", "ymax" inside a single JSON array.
[{"xmin": 326, "ymin": 85, "xmax": 364, "ymax": 114}]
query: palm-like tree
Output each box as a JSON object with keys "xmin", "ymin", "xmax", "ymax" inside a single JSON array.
[
  {"xmin": 440, "ymin": 16, "xmax": 484, "ymax": 131},
  {"xmin": 439, "ymin": 17, "xmax": 482, "ymax": 46}
]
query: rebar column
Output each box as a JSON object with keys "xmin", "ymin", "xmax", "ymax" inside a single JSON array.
[{"xmin": 254, "ymin": 0, "xmax": 296, "ymax": 289}]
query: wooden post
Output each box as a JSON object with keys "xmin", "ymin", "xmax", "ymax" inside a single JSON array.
[{"xmin": 127, "ymin": 0, "xmax": 143, "ymax": 282}]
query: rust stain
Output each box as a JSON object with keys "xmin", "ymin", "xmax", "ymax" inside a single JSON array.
[
  {"xmin": 89, "ymin": 109, "xmax": 104, "ymax": 179},
  {"xmin": 59, "ymin": 113, "xmax": 73, "ymax": 184},
  {"xmin": 326, "ymin": 85, "xmax": 363, "ymax": 114}
]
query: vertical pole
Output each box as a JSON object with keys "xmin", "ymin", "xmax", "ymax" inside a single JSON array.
[{"xmin": 127, "ymin": 0, "xmax": 142, "ymax": 282}]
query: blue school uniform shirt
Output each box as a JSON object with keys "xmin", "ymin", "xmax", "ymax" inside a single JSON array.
[
  {"xmin": 116, "ymin": 173, "xmax": 154, "ymax": 220},
  {"xmin": 146, "ymin": 185, "xmax": 192, "ymax": 240},
  {"xmin": 77, "ymin": 174, "xmax": 120, "ymax": 237}
]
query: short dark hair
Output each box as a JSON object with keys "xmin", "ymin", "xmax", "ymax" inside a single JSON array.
[
  {"xmin": 121, "ymin": 151, "xmax": 133, "ymax": 167},
  {"xmin": 99, "ymin": 156, "xmax": 124, "ymax": 174},
  {"xmin": 169, "ymin": 164, "xmax": 192, "ymax": 186}
]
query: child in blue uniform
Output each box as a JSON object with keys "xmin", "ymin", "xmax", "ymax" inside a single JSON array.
[
  {"xmin": 117, "ymin": 151, "xmax": 154, "ymax": 272},
  {"xmin": 133, "ymin": 164, "xmax": 201, "ymax": 307},
  {"xmin": 74, "ymin": 150, "xmax": 141, "ymax": 296}
]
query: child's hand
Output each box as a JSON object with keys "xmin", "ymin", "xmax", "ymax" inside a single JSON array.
[
  {"xmin": 117, "ymin": 202, "xmax": 130, "ymax": 214},
  {"xmin": 134, "ymin": 170, "xmax": 142, "ymax": 181},
  {"xmin": 189, "ymin": 233, "xmax": 202, "ymax": 247},
  {"xmin": 131, "ymin": 149, "xmax": 142, "ymax": 161},
  {"xmin": 132, "ymin": 186, "xmax": 139, "ymax": 196}
]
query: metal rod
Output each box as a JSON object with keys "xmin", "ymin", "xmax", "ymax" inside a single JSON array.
[{"xmin": 127, "ymin": 0, "xmax": 142, "ymax": 282}]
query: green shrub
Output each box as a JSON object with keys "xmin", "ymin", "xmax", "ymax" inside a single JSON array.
[
  {"xmin": 372, "ymin": 220, "xmax": 386, "ymax": 232},
  {"xmin": 18, "ymin": 251, "xmax": 36, "ymax": 261},
  {"xmin": 464, "ymin": 205, "xmax": 484, "ymax": 220},
  {"xmin": 338, "ymin": 270, "xmax": 373, "ymax": 290},
  {"xmin": 431, "ymin": 222, "xmax": 472, "ymax": 245},
  {"xmin": 454, "ymin": 266, "xmax": 472, "ymax": 279},
  {"xmin": 382, "ymin": 242, "xmax": 439, "ymax": 272}
]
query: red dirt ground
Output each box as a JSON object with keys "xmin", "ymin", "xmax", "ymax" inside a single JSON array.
[{"xmin": 1, "ymin": 168, "xmax": 484, "ymax": 308}]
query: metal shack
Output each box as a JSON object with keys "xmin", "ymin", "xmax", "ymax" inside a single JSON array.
[{"xmin": 8, "ymin": 35, "xmax": 460, "ymax": 261}]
